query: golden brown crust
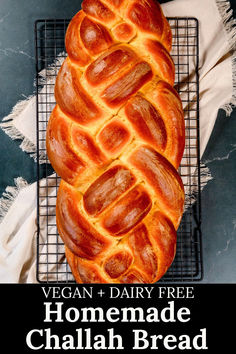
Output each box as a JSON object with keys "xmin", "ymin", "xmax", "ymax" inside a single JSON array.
[{"xmin": 47, "ymin": 0, "xmax": 185, "ymax": 284}]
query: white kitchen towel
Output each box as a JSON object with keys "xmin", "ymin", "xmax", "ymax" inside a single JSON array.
[{"xmin": 0, "ymin": 0, "xmax": 235, "ymax": 283}]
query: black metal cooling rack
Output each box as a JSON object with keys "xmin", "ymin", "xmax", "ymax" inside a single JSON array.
[{"xmin": 35, "ymin": 17, "xmax": 203, "ymax": 283}]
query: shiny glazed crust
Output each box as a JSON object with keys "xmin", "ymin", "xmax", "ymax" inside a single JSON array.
[{"xmin": 46, "ymin": 0, "xmax": 185, "ymax": 283}]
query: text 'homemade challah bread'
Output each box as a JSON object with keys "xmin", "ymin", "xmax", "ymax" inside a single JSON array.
[{"xmin": 46, "ymin": 0, "xmax": 185, "ymax": 283}]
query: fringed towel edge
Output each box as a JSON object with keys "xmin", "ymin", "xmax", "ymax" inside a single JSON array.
[
  {"xmin": 184, "ymin": 163, "xmax": 213, "ymax": 210},
  {"xmin": 0, "ymin": 177, "xmax": 29, "ymax": 224},
  {"xmin": 0, "ymin": 95, "xmax": 44, "ymax": 163},
  {"xmin": 216, "ymin": 0, "xmax": 236, "ymax": 115},
  {"xmin": 0, "ymin": 53, "xmax": 66, "ymax": 163}
]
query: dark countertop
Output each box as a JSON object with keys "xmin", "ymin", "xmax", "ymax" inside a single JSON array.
[{"xmin": 0, "ymin": 0, "xmax": 235, "ymax": 283}]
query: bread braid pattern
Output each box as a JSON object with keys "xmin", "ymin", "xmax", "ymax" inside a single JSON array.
[{"xmin": 46, "ymin": 0, "xmax": 185, "ymax": 283}]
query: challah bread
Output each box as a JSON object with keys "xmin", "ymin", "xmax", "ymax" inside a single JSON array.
[{"xmin": 46, "ymin": 0, "xmax": 185, "ymax": 283}]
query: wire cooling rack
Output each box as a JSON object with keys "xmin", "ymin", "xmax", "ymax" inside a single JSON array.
[{"xmin": 35, "ymin": 17, "xmax": 203, "ymax": 283}]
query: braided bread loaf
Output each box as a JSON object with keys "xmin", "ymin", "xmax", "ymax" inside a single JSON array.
[{"xmin": 46, "ymin": 0, "xmax": 185, "ymax": 283}]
